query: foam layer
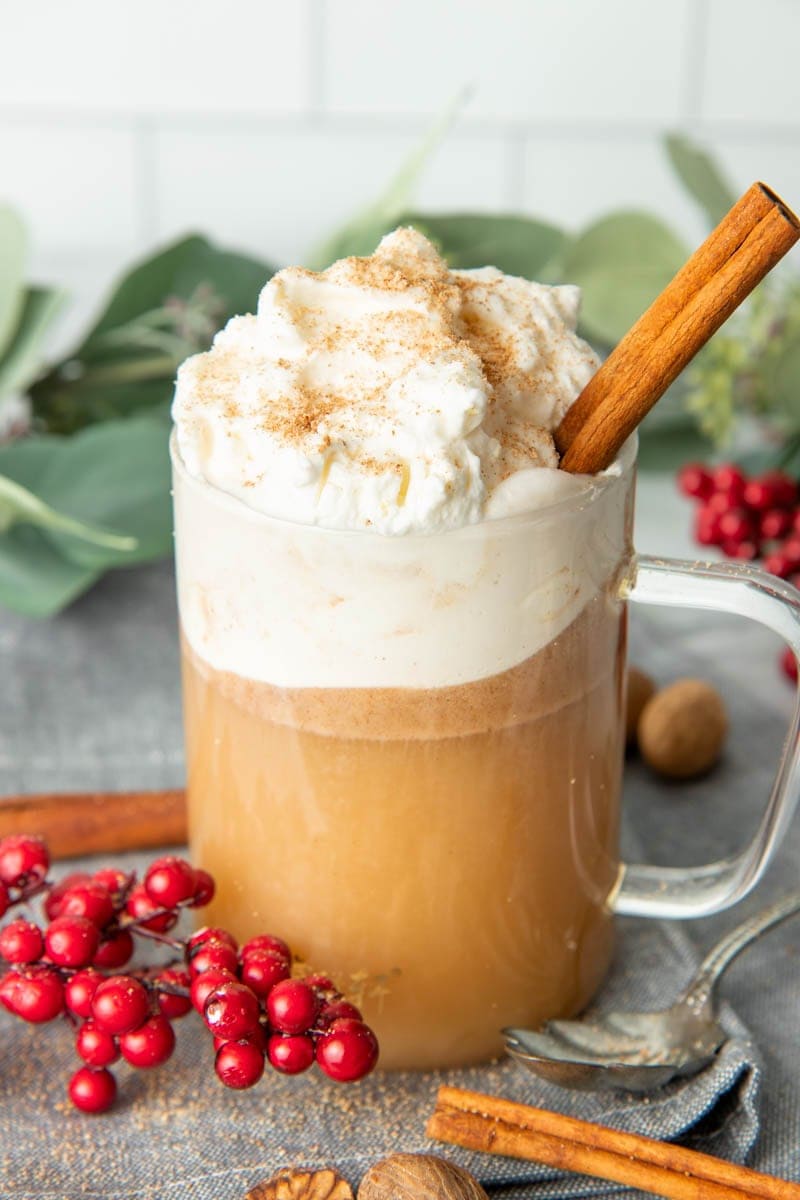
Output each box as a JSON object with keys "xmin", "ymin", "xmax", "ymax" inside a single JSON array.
[{"xmin": 172, "ymin": 437, "xmax": 634, "ymax": 689}]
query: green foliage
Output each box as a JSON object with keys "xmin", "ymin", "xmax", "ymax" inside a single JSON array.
[
  {"xmin": 562, "ymin": 212, "xmax": 689, "ymax": 345},
  {"xmin": 31, "ymin": 234, "xmax": 274, "ymax": 434},
  {"xmin": 664, "ymin": 133, "xmax": 737, "ymax": 229},
  {"xmin": 402, "ymin": 213, "xmax": 566, "ymax": 281},
  {"xmin": 0, "ymin": 205, "xmax": 27, "ymax": 356}
]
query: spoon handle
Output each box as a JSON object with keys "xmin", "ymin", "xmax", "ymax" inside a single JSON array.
[{"xmin": 683, "ymin": 889, "xmax": 800, "ymax": 1011}]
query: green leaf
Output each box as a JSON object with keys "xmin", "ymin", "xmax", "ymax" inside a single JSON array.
[
  {"xmin": 664, "ymin": 133, "xmax": 736, "ymax": 230},
  {"xmin": 0, "ymin": 286, "xmax": 66, "ymax": 400},
  {"xmin": 764, "ymin": 337, "xmax": 800, "ymax": 425},
  {"xmin": 35, "ymin": 415, "xmax": 172, "ymax": 569},
  {"xmin": 80, "ymin": 235, "xmax": 273, "ymax": 351},
  {"xmin": 0, "ymin": 526, "xmax": 99, "ymax": 617},
  {"xmin": 562, "ymin": 211, "xmax": 689, "ymax": 345},
  {"xmin": 0, "ymin": 438, "xmax": 98, "ymax": 617},
  {"xmin": 309, "ymin": 92, "xmax": 466, "ymax": 269},
  {"xmin": 400, "ymin": 212, "xmax": 566, "ymax": 280},
  {"xmin": 0, "ymin": 472, "xmax": 137, "ymax": 552},
  {"xmin": 0, "ymin": 205, "xmax": 27, "ymax": 359}
]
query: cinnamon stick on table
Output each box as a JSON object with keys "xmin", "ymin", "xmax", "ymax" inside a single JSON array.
[
  {"xmin": 556, "ymin": 182, "xmax": 800, "ymax": 476},
  {"xmin": 0, "ymin": 789, "xmax": 187, "ymax": 859},
  {"xmin": 428, "ymin": 1086, "xmax": 800, "ymax": 1200}
]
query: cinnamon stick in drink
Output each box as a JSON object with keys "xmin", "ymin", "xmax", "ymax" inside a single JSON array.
[{"xmin": 556, "ymin": 183, "xmax": 800, "ymax": 476}]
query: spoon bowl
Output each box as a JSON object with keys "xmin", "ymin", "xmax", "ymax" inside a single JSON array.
[{"xmin": 504, "ymin": 889, "xmax": 800, "ymax": 1093}]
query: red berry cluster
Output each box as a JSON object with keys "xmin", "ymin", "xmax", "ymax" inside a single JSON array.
[
  {"xmin": 0, "ymin": 836, "xmax": 378, "ymax": 1114},
  {"xmin": 678, "ymin": 462, "xmax": 800, "ymax": 683}
]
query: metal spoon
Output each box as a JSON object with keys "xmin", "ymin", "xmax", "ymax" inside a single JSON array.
[{"xmin": 503, "ymin": 888, "xmax": 800, "ymax": 1093}]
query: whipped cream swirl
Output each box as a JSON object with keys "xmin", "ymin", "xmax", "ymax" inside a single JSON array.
[{"xmin": 172, "ymin": 228, "xmax": 599, "ymax": 534}]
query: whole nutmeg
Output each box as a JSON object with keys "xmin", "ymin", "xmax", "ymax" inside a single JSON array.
[
  {"xmin": 626, "ymin": 666, "xmax": 656, "ymax": 746},
  {"xmin": 246, "ymin": 1168, "xmax": 353, "ymax": 1199},
  {"xmin": 638, "ymin": 678, "xmax": 727, "ymax": 779},
  {"xmin": 358, "ymin": 1153, "xmax": 488, "ymax": 1200}
]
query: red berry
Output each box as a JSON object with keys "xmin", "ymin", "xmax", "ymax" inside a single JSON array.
[
  {"xmin": 0, "ymin": 966, "xmax": 64, "ymax": 1022},
  {"xmin": 119, "ymin": 1014, "xmax": 176, "ymax": 1068},
  {"xmin": 0, "ymin": 835, "xmax": 49, "ymax": 889},
  {"xmin": 144, "ymin": 856, "xmax": 196, "ymax": 908},
  {"xmin": 717, "ymin": 507, "xmax": 755, "ymax": 544},
  {"xmin": 677, "ymin": 463, "xmax": 713, "ymax": 500},
  {"xmin": 203, "ymin": 980, "xmax": 260, "ymax": 1041},
  {"xmin": 58, "ymin": 882, "xmax": 115, "ymax": 928},
  {"xmin": 91, "ymin": 976, "xmax": 150, "ymax": 1035},
  {"xmin": 45, "ymin": 915, "xmax": 100, "ymax": 969},
  {"xmin": 239, "ymin": 949, "xmax": 291, "ymax": 998},
  {"xmin": 267, "ymin": 979, "xmax": 320, "ymax": 1035},
  {"xmin": 65, "ymin": 969, "xmax": 103, "ymax": 1019},
  {"xmin": 156, "ymin": 968, "xmax": 193, "ymax": 1019},
  {"xmin": 316, "ymin": 1018, "xmax": 378, "ymax": 1082},
  {"xmin": 125, "ymin": 884, "xmax": 177, "ymax": 933},
  {"xmin": 782, "ymin": 538, "xmax": 800, "ymax": 571},
  {"xmin": 92, "ymin": 867, "xmax": 129, "ymax": 896},
  {"xmin": 189, "ymin": 869, "xmax": 215, "ymax": 908},
  {"xmin": 317, "ymin": 1000, "xmax": 363, "ymax": 1028},
  {"xmin": 723, "ymin": 539, "xmax": 760, "ymax": 561},
  {"xmin": 214, "ymin": 1023, "xmax": 266, "ymax": 1052},
  {"xmin": 191, "ymin": 968, "xmax": 236, "ymax": 1014},
  {"xmin": 782, "ymin": 646, "xmax": 798, "ymax": 683},
  {"xmin": 189, "ymin": 939, "xmax": 239, "ymax": 977},
  {"xmin": 268, "ymin": 1034, "xmax": 315, "ymax": 1075},
  {"xmin": 68, "ymin": 1066, "xmax": 117, "ymax": 1114},
  {"xmin": 746, "ymin": 470, "xmax": 798, "ymax": 510},
  {"xmin": 304, "ymin": 974, "xmax": 336, "ymax": 995},
  {"xmin": 759, "ymin": 508, "xmax": 792, "ymax": 541},
  {"xmin": 0, "ymin": 919, "xmax": 43, "ymax": 964},
  {"xmin": 711, "ymin": 464, "xmax": 746, "ymax": 503},
  {"xmin": 241, "ymin": 934, "xmax": 290, "ymax": 963},
  {"xmin": 706, "ymin": 490, "xmax": 740, "ymax": 515},
  {"xmin": 187, "ymin": 926, "xmax": 237, "ymax": 953},
  {"xmin": 44, "ymin": 872, "xmax": 92, "ymax": 920},
  {"xmin": 215, "ymin": 1039, "xmax": 265, "ymax": 1089},
  {"xmin": 764, "ymin": 550, "xmax": 793, "ymax": 578},
  {"xmin": 93, "ymin": 930, "xmax": 134, "ymax": 970},
  {"xmin": 76, "ymin": 1020, "xmax": 119, "ymax": 1067},
  {"xmin": 694, "ymin": 507, "xmax": 724, "ymax": 547},
  {"xmin": 0, "ymin": 881, "xmax": 8, "ymax": 919}
]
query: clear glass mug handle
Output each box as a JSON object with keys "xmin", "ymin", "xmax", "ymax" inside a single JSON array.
[{"xmin": 611, "ymin": 554, "xmax": 800, "ymax": 920}]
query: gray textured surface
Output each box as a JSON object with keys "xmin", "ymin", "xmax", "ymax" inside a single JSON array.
[{"xmin": 0, "ymin": 543, "xmax": 799, "ymax": 1197}]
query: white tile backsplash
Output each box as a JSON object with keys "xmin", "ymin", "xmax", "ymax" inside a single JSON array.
[
  {"xmin": 703, "ymin": 0, "xmax": 800, "ymax": 126},
  {"xmin": 154, "ymin": 126, "xmax": 511, "ymax": 267},
  {"xmin": 1, "ymin": 0, "xmax": 798, "ymax": 293},
  {"xmin": 0, "ymin": 1, "xmax": 310, "ymax": 115},
  {"xmin": 4, "ymin": 123, "xmax": 141, "ymax": 254},
  {"xmin": 323, "ymin": 0, "xmax": 694, "ymax": 122}
]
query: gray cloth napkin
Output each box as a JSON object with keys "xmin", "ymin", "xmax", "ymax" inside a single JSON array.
[{"xmin": 0, "ymin": 558, "xmax": 797, "ymax": 1199}]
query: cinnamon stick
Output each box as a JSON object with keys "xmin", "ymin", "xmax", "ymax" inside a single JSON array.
[
  {"xmin": 0, "ymin": 789, "xmax": 187, "ymax": 858},
  {"xmin": 556, "ymin": 182, "xmax": 800, "ymax": 475},
  {"xmin": 427, "ymin": 1086, "xmax": 800, "ymax": 1200}
]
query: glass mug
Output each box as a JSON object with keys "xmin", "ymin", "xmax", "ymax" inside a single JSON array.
[{"xmin": 171, "ymin": 434, "xmax": 800, "ymax": 1070}]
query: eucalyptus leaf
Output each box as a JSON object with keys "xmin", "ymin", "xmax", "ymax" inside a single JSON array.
[
  {"xmin": 0, "ymin": 526, "xmax": 99, "ymax": 617},
  {"xmin": 664, "ymin": 133, "xmax": 736, "ymax": 230},
  {"xmin": 0, "ymin": 286, "xmax": 66, "ymax": 400},
  {"xmin": 765, "ymin": 338, "xmax": 800, "ymax": 425},
  {"xmin": 80, "ymin": 235, "xmax": 273, "ymax": 352},
  {"xmin": 35, "ymin": 416, "xmax": 172, "ymax": 569},
  {"xmin": 401, "ymin": 212, "xmax": 566, "ymax": 280},
  {"xmin": 309, "ymin": 93, "xmax": 466, "ymax": 269},
  {"xmin": 0, "ymin": 205, "xmax": 27, "ymax": 359},
  {"xmin": 0, "ymin": 438, "xmax": 98, "ymax": 617},
  {"xmin": 563, "ymin": 211, "xmax": 688, "ymax": 344}
]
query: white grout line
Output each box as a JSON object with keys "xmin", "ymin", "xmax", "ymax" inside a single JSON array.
[{"xmin": 0, "ymin": 106, "xmax": 798, "ymax": 143}]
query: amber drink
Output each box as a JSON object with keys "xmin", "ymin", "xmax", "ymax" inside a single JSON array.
[{"xmin": 172, "ymin": 228, "xmax": 633, "ymax": 1069}]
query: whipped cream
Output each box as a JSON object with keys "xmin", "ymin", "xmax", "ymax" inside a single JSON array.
[
  {"xmin": 171, "ymin": 229, "xmax": 634, "ymax": 691},
  {"xmin": 172, "ymin": 228, "xmax": 599, "ymax": 535}
]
